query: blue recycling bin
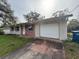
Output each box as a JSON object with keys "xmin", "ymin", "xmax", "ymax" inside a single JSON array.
[{"xmin": 73, "ymin": 31, "xmax": 79, "ymax": 42}]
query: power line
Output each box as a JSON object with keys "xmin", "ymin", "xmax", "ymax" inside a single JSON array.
[{"xmin": 70, "ymin": 4, "xmax": 79, "ymax": 13}]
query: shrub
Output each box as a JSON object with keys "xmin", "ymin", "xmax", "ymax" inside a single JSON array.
[
  {"xmin": 0, "ymin": 28, "xmax": 4, "ymax": 35},
  {"xmin": 67, "ymin": 33, "xmax": 72, "ymax": 40},
  {"xmin": 0, "ymin": 32, "xmax": 4, "ymax": 35}
]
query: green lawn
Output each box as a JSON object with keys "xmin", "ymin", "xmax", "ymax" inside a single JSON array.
[
  {"xmin": 64, "ymin": 39, "xmax": 79, "ymax": 59},
  {"xmin": 0, "ymin": 35, "xmax": 32, "ymax": 56}
]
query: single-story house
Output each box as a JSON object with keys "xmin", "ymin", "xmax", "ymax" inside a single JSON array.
[{"xmin": 3, "ymin": 15, "xmax": 72, "ymax": 40}]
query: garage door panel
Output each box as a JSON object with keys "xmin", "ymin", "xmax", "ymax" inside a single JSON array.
[{"xmin": 40, "ymin": 23, "xmax": 59, "ymax": 38}]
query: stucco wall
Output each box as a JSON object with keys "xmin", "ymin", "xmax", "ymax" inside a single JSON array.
[
  {"xmin": 22, "ymin": 25, "xmax": 26, "ymax": 35},
  {"xmin": 4, "ymin": 26, "xmax": 21, "ymax": 35},
  {"xmin": 59, "ymin": 21, "xmax": 67, "ymax": 40},
  {"xmin": 35, "ymin": 22, "xmax": 59, "ymax": 39},
  {"xmin": 3, "ymin": 27, "xmax": 11, "ymax": 34},
  {"xmin": 35, "ymin": 23, "xmax": 40, "ymax": 37},
  {"xmin": 35, "ymin": 21, "xmax": 67, "ymax": 40}
]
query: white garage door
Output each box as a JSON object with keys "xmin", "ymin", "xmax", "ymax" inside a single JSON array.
[{"xmin": 40, "ymin": 23, "xmax": 59, "ymax": 38}]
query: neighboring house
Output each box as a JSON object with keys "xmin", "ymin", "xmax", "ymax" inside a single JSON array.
[{"xmin": 3, "ymin": 15, "xmax": 72, "ymax": 40}]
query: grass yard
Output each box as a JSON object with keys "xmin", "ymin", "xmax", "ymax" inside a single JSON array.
[
  {"xmin": 64, "ymin": 35, "xmax": 79, "ymax": 59},
  {"xmin": 0, "ymin": 35, "xmax": 32, "ymax": 56}
]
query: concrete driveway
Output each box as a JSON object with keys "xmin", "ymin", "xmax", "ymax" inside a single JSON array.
[{"xmin": 2, "ymin": 39, "xmax": 65, "ymax": 59}]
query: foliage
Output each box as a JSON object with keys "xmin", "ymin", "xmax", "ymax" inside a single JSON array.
[
  {"xmin": 0, "ymin": 35, "xmax": 32, "ymax": 56},
  {"xmin": 0, "ymin": 28, "xmax": 4, "ymax": 35},
  {"xmin": 0, "ymin": 0, "xmax": 16, "ymax": 27},
  {"xmin": 52, "ymin": 9, "xmax": 70, "ymax": 17},
  {"xmin": 64, "ymin": 34, "xmax": 79, "ymax": 59},
  {"xmin": 64, "ymin": 39, "xmax": 79, "ymax": 59},
  {"xmin": 67, "ymin": 32, "xmax": 73, "ymax": 40},
  {"xmin": 24, "ymin": 11, "xmax": 40, "ymax": 23},
  {"xmin": 67, "ymin": 19, "xmax": 79, "ymax": 32}
]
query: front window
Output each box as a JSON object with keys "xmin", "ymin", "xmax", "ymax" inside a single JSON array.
[
  {"xmin": 10, "ymin": 27, "xmax": 14, "ymax": 31},
  {"xmin": 16, "ymin": 26, "xmax": 19, "ymax": 31}
]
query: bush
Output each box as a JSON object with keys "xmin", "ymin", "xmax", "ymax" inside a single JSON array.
[
  {"xmin": 0, "ymin": 31, "xmax": 4, "ymax": 35},
  {"xmin": 67, "ymin": 33, "xmax": 72, "ymax": 40},
  {"xmin": 0, "ymin": 28, "xmax": 4, "ymax": 35}
]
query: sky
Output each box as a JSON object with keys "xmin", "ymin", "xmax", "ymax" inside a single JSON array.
[{"xmin": 7, "ymin": 0, "xmax": 79, "ymax": 23}]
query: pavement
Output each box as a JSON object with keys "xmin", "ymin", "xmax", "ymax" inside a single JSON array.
[{"xmin": 1, "ymin": 39, "xmax": 65, "ymax": 59}]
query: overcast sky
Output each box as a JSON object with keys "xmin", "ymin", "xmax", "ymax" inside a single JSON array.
[{"xmin": 7, "ymin": 0, "xmax": 79, "ymax": 22}]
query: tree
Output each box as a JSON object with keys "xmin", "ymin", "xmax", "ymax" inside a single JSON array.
[
  {"xmin": 0, "ymin": 0, "xmax": 16, "ymax": 27},
  {"xmin": 24, "ymin": 11, "xmax": 40, "ymax": 23},
  {"xmin": 52, "ymin": 9, "xmax": 70, "ymax": 17},
  {"xmin": 67, "ymin": 19, "xmax": 79, "ymax": 32}
]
